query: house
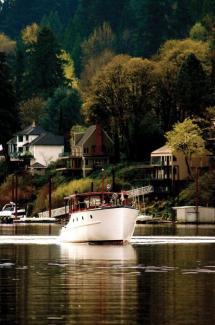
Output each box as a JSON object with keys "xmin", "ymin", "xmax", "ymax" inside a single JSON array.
[
  {"xmin": 150, "ymin": 145, "xmax": 186, "ymax": 181},
  {"xmin": 69, "ymin": 124, "xmax": 114, "ymax": 177},
  {"xmin": 7, "ymin": 123, "xmax": 64, "ymax": 170},
  {"xmin": 150, "ymin": 144, "xmax": 210, "ymax": 181}
]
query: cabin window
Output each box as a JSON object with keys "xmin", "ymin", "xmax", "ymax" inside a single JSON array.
[
  {"xmin": 90, "ymin": 215, "xmax": 93, "ymax": 219},
  {"xmin": 82, "ymin": 216, "xmax": 84, "ymax": 220}
]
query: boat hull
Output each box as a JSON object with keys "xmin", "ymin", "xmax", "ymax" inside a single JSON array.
[{"xmin": 59, "ymin": 206, "xmax": 138, "ymax": 243}]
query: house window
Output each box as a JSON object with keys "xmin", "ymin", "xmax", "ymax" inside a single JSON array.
[
  {"xmin": 18, "ymin": 147, "xmax": 23, "ymax": 153},
  {"xmin": 26, "ymin": 135, "xmax": 29, "ymax": 141},
  {"xmin": 151, "ymin": 156, "xmax": 161, "ymax": 165},
  {"xmin": 18, "ymin": 135, "xmax": 23, "ymax": 142},
  {"xmin": 86, "ymin": 159, "xmax": 88, "ymax": 166}
]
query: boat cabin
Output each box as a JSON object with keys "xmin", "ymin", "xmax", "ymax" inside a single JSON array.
[{"xmin": 65, "ymin": 191, "xmax": 129, "ymax": 213}]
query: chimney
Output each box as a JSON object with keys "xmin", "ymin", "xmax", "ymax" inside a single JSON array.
[{"xmin": 95, "ymin": 122, "xmax": 103, "ymax": 155}]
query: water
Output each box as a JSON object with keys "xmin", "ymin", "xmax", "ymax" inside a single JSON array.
[{"xmin": 0, "ymin": 224, "xmax": 215, "ymax": 325}]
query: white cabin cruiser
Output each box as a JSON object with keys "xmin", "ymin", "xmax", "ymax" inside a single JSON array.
[
  {"xmin": 0, "ymin": 202, "xmax": 26, "ymax": 220},
  {"xmin": 59, "ymin": 191, "xmax": 138, "ymax": 244}
]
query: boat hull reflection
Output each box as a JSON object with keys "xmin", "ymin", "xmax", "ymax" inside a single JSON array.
[{"xmin": 60, "ymin": 242, "xmax": 137, "ymax": 261}]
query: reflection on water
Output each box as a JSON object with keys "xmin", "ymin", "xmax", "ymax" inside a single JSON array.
[
  {"xmin": 0, "ymin": 224, "xmax": 215, "ymax": 324},
  {"xmin": 61, "ymin": 242, "xmax": 137, "ymax": 260},
  {"xmin": 134, "ymin": 223, "xmax": 215, "ymax": 237}
]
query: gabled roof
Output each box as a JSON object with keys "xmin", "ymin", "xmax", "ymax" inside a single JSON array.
[
  {"xmin": 151, "ymin": 145, "xmax": 172, "ymax": 155},
  {"xmin": 76, "ymin": 125, "xmax": 96, "ymax": 146},
  {"xmin": 30, "ymin": 132, "xmax": 64, "ymax": 146},
  {"xmin": 30, "ymin": 162, "xmax": 46, "ymax": 168},
  {"xmin": 75, "ymin": 125, "xmax": 114, "ymax": 146},
  {"xmin": 7, "ymin": 136, "xmax": 17, "ymax": 144},
  {"xmin": 16, "ymin": 125, "xmax": 45, "ymax": 136}
]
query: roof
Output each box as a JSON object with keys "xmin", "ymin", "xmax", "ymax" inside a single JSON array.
[
  {"xmin": 76, "ymin": 125, "xmax": 96, "ymax": 146},
  {"xmin": 30, "ymin": 133, "xmax": 64, "ymax": 146},
  {"xmin": 75, "ymin": 125, "xmax": 114, "ymax": 146},
  {"xmin": 16, "ymin": 125, "xmax": 45, "ymax": 136},
  {"xmin": 7, "ymin": 136, "xmax": 17, "ymax": 144},
  {"xmin": 151, "ymin": 145, "xmax": 173, "ymax": 155},
  {"xmin": 30, "ymin": 162, "xmax": 46, "ymax": 168}
]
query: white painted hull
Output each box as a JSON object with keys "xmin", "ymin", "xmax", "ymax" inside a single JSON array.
[{"xmin": 59, "ymin": 206, "xmax": 138, "ymax": 243}]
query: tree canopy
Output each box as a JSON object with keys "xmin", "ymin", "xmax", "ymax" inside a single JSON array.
[
  {"xmin": 0, "ymin": 52, "xmax": 17, "ymax": 167},
  {"xmin": 165, "ymin": 119, "xmax": 207, "ymax": 179}
]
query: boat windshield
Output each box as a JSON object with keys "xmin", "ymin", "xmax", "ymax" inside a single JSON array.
[{"xmin": 2, "ymin": 205, "xmax": 14, "ymax": 211}]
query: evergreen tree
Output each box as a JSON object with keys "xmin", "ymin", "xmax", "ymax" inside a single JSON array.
[
  {"xmin": 40, "ymin": 11, "xmax": 63, "ymax": 41},
  {"xmin": 171, "ymin": 0, "xmax": 193, "ymax": 39},
  {"xmin": 176, "ymin": 53, "xmax": 207, "ymax": 120},
  {"xmin": 27, "ymin": 26, "xmax": 67, "ymax": 98},
  {"xmin": 40, "ymin": 87, "xmax": 82, "ymax": 150},
  {"xmin": 0, "ymin": 0, "xmax": 78, "ymax": 38},
  {"xmin": 130, "ymin": 0, "xmax": 173, "ymax": 57},
  {"xmin": 0, "ymin": 52, "xmax": 17, "ymax": 168}
]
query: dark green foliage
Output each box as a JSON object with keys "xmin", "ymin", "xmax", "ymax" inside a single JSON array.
[
  {"xmin": 0, "ymin": 52, "xmax": 18, "ymax": 166},
  {"xmin": 40, "ymin": 87, "xmax": 82, "ymax": 149},
  {"xmin": 129, "ymin": 0, "xmax": 173, "ymax": 57},
  {"xmin": 176, "ymin": 53, "xmax": 207, "ymax": 119},
  {"xmin": 26, "ymin": 27, "xmax": 67, "ymax": 98},
  {"xmin": 0, "ymin": 0, "xmax": 213, "ymax": 73},
  {"xmin": 0, "ymin": 0, "xmax": 78, "ymax": 38},
  {"xmin": 14, "ymin": 41, "xmax": 25, "ymax": 101},
  {"xmin": 40, "ymin": 11, "xmax": 63, "ymax": 41}
]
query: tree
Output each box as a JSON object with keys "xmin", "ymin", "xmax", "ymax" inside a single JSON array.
[
  {"xmin": 154, "ymin": 38, "xmax": 210, "ymax": 131},
  {"xmin": 190, "ymin": 22, "xmax": 208, "ymax": 41},
  {"xmin": 157, "ymin": 39, "xmax": 210, "ymax": 74},
  {"xmin": 19, "ymin": 97, "xmax": 46, "ymax": 128},
  {"xmin": 130, "ymin": 0, "xmax": 167, "ymax": 56},
  {"xmin": 175, "ymin": 53, "xmax": 207, "ymax": 120},
  {"xmin": 165, "ymin": 118, "xmax": 207, "ymax": 179},
  {"xmin": 0, "ymin": 52, "xmax": 17, "ymax": 168},
  {"xmin": 26, "ymin": 26, "xmax": 67, "ymax": 98},
  {"xmin": 40, "ymin": 11, "xmax": 63, "ymax": 41},
  {"xmin": 40, "ymin": 87, "xmax": 82, "ymax": 150},
  {"xmin": 59, "ymin": 50, "xmax": 78, "ymax": 88},
  {"xmin": 21, "ymin": 23, "xmax": 39, "ymax": 45},
  {"xmin": 80, "ymin": 49, "xmax": 114, "ymax": 96},
  {"xmin": 81, "ymin": 22, "xmax": 115, "ymax": 65},
  {"xmin": 179, "ymin": 169, "xmax": 215, "ymax": 206},
  {"xmin": 0, "ymin": 33, "xmax": 16, "ymax": 53},
  {"xmin": 82, "ymin": 55, "xmax": 158, "ymax": 160},
  {"xmin": 0, "ymin": 0, "xmax": 77, "ymax": 38}
]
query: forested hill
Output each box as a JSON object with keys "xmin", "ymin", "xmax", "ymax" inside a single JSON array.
[
  {"xmin": 0, "ymin": 0, "xmax": 215, "ymax": 164},
  {"xmin": 1, "ymin": 0, "xmax": 215, "ymax": 71}
]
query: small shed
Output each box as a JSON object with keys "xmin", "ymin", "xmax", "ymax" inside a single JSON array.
[{"xmin": 173, "ymin": 206, "xmax": 215, "ymax": 223}]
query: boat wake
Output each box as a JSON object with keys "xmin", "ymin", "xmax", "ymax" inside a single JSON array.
[
  {"xmin": 0, "ymin": 235, "xmax": 215, "ymax": 245},
  {"xmin": 131, "ymin": 236, "xmax": 215, "ymax": 244}
]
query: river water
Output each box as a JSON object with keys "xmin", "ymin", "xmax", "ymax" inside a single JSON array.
[{"xmin": 0, "ymin": 223, "xmax": 215, "ymax": 325}]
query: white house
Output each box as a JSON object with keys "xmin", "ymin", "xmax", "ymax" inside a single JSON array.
[{"xmin": 7, "ymin": 124, "xmax": 64, "ymax": 169}]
